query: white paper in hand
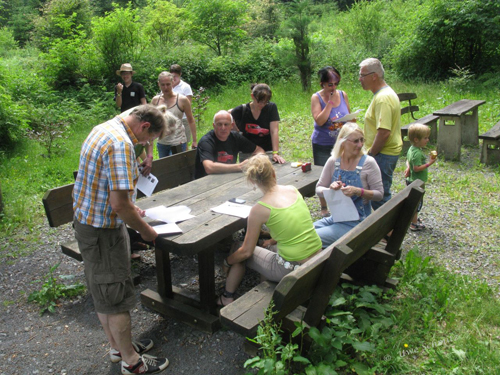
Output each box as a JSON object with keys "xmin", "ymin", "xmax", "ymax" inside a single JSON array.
[
  {"xmin": 332, "ymin": 109, "xmax": 363, "ymax": 123},
  {"xmin": 323, "ymin": 189, "xmax": 359, "ymax": 222},
  {"xmin": 152, "ymin": 223, "xmax": 183, "ymax": 235},
  {"xmin": 136, "ymin": 171, "xmax": 158, "ymax": 197}
]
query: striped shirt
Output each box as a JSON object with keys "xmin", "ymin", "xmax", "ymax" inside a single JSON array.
[{"xmin": 73, "ymin": 116, "xmax": 139, "ymax": 228}]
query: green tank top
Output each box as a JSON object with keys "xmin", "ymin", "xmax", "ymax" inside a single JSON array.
[{"xmin": 258, "ymin": 188, "xmax": 322, "ymax": 261}]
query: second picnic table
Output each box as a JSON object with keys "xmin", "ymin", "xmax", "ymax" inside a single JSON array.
[
  {"xmin": 137, "ymin": 162, "xmax": 323, "ymax": 333},
  {"xmin": 433, "ymin": 99, "xmax": 486, "ymax": 160}
]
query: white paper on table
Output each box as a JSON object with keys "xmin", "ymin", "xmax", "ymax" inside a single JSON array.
[
  {"xmin": 323, "ymin": 189, "xmax": 359, "ymax": 222},
  {"xmin": 145, "ymin": 205, "xmax": 195, "ymax": 224},
  {"xmin": 152, "ymin": 223, "xmax": 183, "ymax": 235},
  {"xmin": 211, "ymin": 201, "xmax": 252, "ymax": 219},
  {"xmin": 332, "ymin": 109, "xmax": 363, "ymax": 123},
  {"xmin": 136, "ymin": 171, "xmax": 158, "ymax": 197}
]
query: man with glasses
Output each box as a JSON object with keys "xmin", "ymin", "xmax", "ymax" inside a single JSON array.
[
  {"xmin": 73, "ymin": 105, "xmax": 170, "ymax": 374},
  {"xmin": 358, "ymin": 58, "xmax": 402, "ymax": 209}
]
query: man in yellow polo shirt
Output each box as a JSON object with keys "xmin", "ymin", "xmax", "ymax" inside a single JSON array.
[{"xmin": 359, "ymin": 58, "xmax": 402, "ymax": 210}]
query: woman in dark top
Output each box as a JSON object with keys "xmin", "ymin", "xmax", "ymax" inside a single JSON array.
[{"xmin": 231, "ymin": 83, "xmax": 285, "ymax": 164}]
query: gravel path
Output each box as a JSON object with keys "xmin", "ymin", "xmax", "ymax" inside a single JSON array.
[{"xmin": 0, "ymin": 147, "xmax": 498, "ymax": 375}]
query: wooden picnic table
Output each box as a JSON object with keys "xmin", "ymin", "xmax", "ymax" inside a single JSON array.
[
  {"xmin": 138, "ymin": 163, "xmax": 323, "ymax": 333},
  {"xmin": 433, "ymin": 99, "xmax": 486, "ymax": 160}
]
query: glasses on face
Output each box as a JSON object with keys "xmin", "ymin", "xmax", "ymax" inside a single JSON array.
[
  {"xmin": 345, "ymin": 137, "xmax": 365, "ymax": 144},
  {"xmin": 257, "ymin": 99, "xmax": 269, "ymax": 105},
  {"xmin": 327, "ymin": 81, "xmax": 340, "ymax": 87},
  {"xmin": 359, "ymin": 72, "xmax": 375, "ymax": 79}
]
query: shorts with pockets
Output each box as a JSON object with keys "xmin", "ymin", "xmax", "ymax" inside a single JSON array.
[{"xmin": 74, "ymin": 220, "xmax": 136, "ymax": 314}]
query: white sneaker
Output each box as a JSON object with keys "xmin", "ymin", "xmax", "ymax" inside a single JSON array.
[
  {"xmin": 110, "ymin": 339, "xmax": 154, "ymax": 363},
  {"xmin": 121, "ymin": 354, "xmax": 169, "ymax": 374}
]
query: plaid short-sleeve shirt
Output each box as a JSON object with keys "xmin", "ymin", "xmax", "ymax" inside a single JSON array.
[{"xmin": 73, "ymin": 116, "xmax": 139, "ymax": 228}]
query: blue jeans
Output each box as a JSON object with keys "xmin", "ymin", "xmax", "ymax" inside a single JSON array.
[
  {"xmin": 312, "ymin": 143, "xmax": 333, "ymax": 166},
  {"xmin": 314, "ymin": 217, "xmax": 361, "ymax": 249},
  {"xmin": 157, "ymin": 143, "xmax": 183, "ymax": 158},
  {"xmin": 372, "ymin": 153, "xmax": 399, "ymax": 210}
]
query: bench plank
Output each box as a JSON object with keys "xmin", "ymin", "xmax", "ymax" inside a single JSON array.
[
  {"xmin": 433, "ymin": 99, "xmax": 486, "ymax": 116},
  {"xmin": 479, "ymin": 121, "xmax": 500, "ymax": 165},
  {"xmin": 479, "ymin": 121, "xmax": 500, "ymax": 140},
  {"xmin": 42, "ymin": 184, "xmax": 74, "ymax": 228}
]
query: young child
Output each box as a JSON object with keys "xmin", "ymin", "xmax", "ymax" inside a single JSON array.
[{"xmin": 404, "ymin": 123, "xmax": 437, "ymax": 231}]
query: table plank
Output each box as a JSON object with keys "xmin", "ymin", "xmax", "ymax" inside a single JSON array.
[{"xmin": 433, "ymin": 99, "xmax": 485, "ymax": 116}]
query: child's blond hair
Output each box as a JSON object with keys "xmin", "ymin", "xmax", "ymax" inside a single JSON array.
[{"xmin": 408, "ymin": 123, "xmax": 431, "ymax": 145}]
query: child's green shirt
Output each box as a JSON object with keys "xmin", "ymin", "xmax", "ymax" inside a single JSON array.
[{"xmin": 407, "ymin": 145, "xmax": 428, "ymax": 183}]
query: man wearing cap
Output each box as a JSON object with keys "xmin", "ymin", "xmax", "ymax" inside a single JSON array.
[
  {"xmin": 115, "ymin": 63, "xmax": 147, "ymax": 113},
  {"xmin": 73, "ymin": 104, "xmax": 170, "ymax": 374}
]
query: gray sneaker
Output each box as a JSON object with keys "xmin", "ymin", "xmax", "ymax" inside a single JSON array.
[{"xmin": 110, "ymin": 339, "xmax": 154, "ymax": 363}]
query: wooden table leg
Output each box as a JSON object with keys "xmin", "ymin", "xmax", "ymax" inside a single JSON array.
[
  {"xmin": 198, "ymin": 246, "xmax": 216, "ymax": 314},
  {"xmin": 154, "ymin": 246, "xmax": 173, "ymax": 298}
]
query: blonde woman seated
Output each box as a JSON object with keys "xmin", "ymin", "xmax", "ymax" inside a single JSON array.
[
  {"xmin": 314, "ymin": 123, "xmax": 383, "ymax": 248},
  {"xmin": 219, "ymin": 154, "xmax": 322, "ymax": 306}
]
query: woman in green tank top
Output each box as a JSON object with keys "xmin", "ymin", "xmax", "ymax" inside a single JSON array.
[{"xmin": 218, "ymin": 155, "xmax": 322, "ymax": 306}]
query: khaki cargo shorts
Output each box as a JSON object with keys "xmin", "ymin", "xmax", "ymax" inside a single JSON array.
[{"xmin": 74, "ymin": 220, "xmax": 136, "ymax": 314}]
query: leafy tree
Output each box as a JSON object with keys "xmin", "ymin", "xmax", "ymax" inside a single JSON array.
[
  {"xmin": 89, "ymin": 4, "xmax": 145, "ymax": 81},
  {"xmin": 281, "ymin": 0, "xmax": 312, "ymax": 91},
  {"xmin": 0, "ymin": 71, "xmax": 29, "ymax": 150},
  {"xmin": 32, "ymin": 0, "xmax": 93, "ymax": 51},
  {"xmin": 245, "ymin": 0, "xmax": 282, "ymax": 40},
  {"xmin": 185, "ymin": 0, "xmax": 248, "ymax": 56},
  {"xmin": 142, "ymin": 0, "xmax": 182, "ymax": 45},
  {"xmin": 392, "ymin": 0, "xmax": 500, "ymax": 80},
  {"xmin": 4, "ymin": 0, "xmax": 40, "ymax": 45}
]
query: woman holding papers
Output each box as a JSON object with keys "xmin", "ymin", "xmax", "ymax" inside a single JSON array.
[
  {"xmin": 314, "ymin": 123, "xmax": 383, "ymax": 249},
  {"xmin": 218, "ymin": 155, "xmax": 322, "ymax": 306},
  {"xmin": 311, "ymin": 66, "xmax": 354, "ymax": 217}
]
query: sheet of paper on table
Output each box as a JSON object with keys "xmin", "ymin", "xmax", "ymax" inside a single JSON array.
[
  {"xmin": 323, "ymin": 189, "xmax": 360, "ymax": 222},
  {"xmin": 136, "ymin": 170, "xmax": 158, "ymax": 197},
  {"xmin": 211, "ymin": 201, "xmax": 252, "ymax": 219},
  {"xmin": 145, "ymin": 205, "xmax": 195, "ymax": 223},
  {"xmin": 153, "ymin": 223, "xmax": 183, "ymax": 235},
  {"xmin": 332, "ymin": 109, "xmax": 363, "ymax": 123}
]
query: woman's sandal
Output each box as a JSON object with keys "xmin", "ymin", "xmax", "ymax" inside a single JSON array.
[{"xmin": 217, "ymin": 290, "xmax": 235, "ymax": 307}]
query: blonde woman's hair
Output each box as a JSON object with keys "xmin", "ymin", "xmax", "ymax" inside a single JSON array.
[
  {"xmin": 158, "ymin": 71, "xmax": 173, "ymax": 81},
  {"xmin": 408, "ymin": 123, "xmax": 431, "ymax": 145},
  {"xmin": 331, "ymin": 122, "xmax": 366, "ymax": 160},
  {"xmin": 245, "ymin": 154, "xmax": 276, "ymax": 190}
]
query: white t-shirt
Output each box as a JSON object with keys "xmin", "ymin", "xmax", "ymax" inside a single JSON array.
[{"xmin": 172, "ymin": 80, "xmax": 193, "ymax": 120}]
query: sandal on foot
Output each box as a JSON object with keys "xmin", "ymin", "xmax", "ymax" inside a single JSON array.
[
  {"xmin": 216, "ymin": 289, "xmax": 235, "ymax": 307},
  {"xmin": 410, "ymin": 223, "xmax": 423, "ymax": 231},
  {"xmin": 417, "ymin": 218, "xmax": 426, "ymax": 229}
]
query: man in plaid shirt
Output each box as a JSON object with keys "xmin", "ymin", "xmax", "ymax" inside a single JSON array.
[{"xmin": 73, "ymin": 104, "xmax": 170, "ymax": 374}]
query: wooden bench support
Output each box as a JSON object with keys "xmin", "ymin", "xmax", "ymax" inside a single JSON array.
[
  {"xmin": 479, "ymin": 121, "xmax": 500, "ymax": 165},
  {"xmin": 401, "ymin": 114, "xmax": 439, "ymax": 154}
]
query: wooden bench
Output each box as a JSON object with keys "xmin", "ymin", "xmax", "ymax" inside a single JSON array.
[
  {"xmin": 479, "ymin": 121, "xmax": 500, "ymax": 165},
  {"xmin": 398, "ymin": 93, "xmax": 439, "ymax": 154},
  {"xmin": 433, "ymin": 99, "xmax": 486, "ymax": 160},
  {"xmin": 220, "ymin": 179, "xmax": 425, "ymax": 341},
  {"xmin": 42, "ymin": 150, "xmax": 196, "ymax": 262}
]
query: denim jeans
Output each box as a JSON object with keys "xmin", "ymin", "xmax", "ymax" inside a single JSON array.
[
  {"xmin": 371, "ymin": 152, "xmax": 399, "ymax": 210},
  {"xmin": 157, "ymin": 143, "xmax": 183, "ymax": 158}
]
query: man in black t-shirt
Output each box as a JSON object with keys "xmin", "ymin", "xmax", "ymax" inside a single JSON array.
[
  {"xmin": 195, "ymin": 111, "xmax": 264, "ymax": 179},
  {"xmin": 114, "ymin": 63, "xmax": 147, "ymax": 113}
]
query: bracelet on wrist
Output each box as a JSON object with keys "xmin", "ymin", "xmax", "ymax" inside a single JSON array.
[
  {"xmin": 360, "ymin": 188, "xmax": 364, "ymax": 197},
  {"xmin": 146, "ymin": 155, "xmax": 153, "ymax": 159},
  {"xmin": 328, "ymin": 100, "xmax": 335, "ymax": 106},
  {"xmin": 272, "ymin": 151, "xmax": 279, "ymax": 155},
  {"xmin": 223, "ymin": 258, "xmax": 232, "ymax": 268},
  {"xmin": 321, "ymin": 206, "xmax": 328, "ymax": 210}
]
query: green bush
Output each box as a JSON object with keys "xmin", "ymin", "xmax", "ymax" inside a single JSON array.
[
  {"xmin": 390, "ymin": 0, "xmax": 500, "ymax": 80},
  {"xmin": 0, "ymin": 27, "xmax": 18, "ymax": 57}
]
